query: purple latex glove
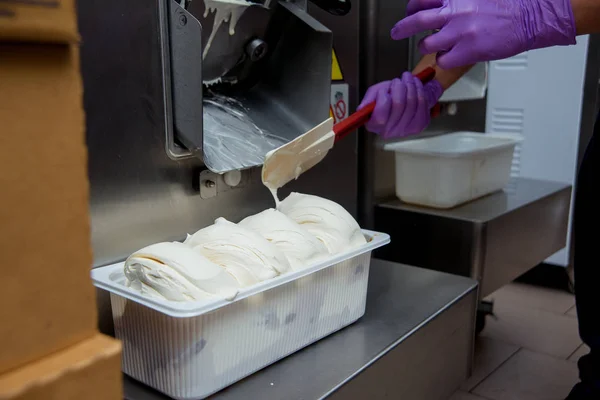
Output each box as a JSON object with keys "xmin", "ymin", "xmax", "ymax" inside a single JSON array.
[
  {"xmin": 357, "ymin": 72, "xmax": 443, "ymax": 139},
  {"xmin": 390, "ymin": 0, "xmax": 576, "ymax": 69}
]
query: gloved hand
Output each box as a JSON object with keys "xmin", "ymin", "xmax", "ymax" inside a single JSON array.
[
  {"xmin": 390, "ymin": 0, "xmax": 576, "ymax": 69},
  {"xmin": 358, "ymin": 72, "xmax": 443, "ymax": 139}
]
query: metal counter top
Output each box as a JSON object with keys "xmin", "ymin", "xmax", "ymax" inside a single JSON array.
[
  {"xmin": 378, "ymin": 178, "xmax": 571, "ymax": 223},
  {"xmin": 374, "ymin": 177, "xmax": 571, "ymax": 297},
  {"xmin": 124, "ymin": 260, "xmax": 477, "ymax": 400}
]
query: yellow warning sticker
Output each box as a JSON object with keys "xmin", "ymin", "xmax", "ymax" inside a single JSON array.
[{"xmin": 332, "ymin": 49, "xmax": 343, "ymax": 81}]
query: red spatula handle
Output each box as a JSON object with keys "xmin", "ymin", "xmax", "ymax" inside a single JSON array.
[{"xmin": 333, "ymin": 66, "xmax": 437, "ymax": 142}]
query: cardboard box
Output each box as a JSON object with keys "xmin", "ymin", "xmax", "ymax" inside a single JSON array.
[
  {"xmin": 0, "ymin": 334, "xmax": 122, "ymax": 400},
  {"xmin": 0, "ymin": 0, "xmax": 78, "ymax": 43},
  {"xmin": 0, "ymin": 43, "xmax": 98, "ymax": 374}
]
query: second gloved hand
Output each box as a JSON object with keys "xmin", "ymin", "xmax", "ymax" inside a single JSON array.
[
  {"xmin": 390, "ymin": 0, "xmax": 576, "ymax": 69},
  {"xmin": 358, "ymin": 72, "xmax": 443, "ymax": 139}
]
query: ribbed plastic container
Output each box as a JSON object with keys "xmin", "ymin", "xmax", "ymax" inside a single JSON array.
[
  {"xmin": 92, "ymin": 230, "xmax": 390, "ymax": 399},
  {"xmin": 384, "ymin": 132, "xmax": 523, "ymax": 209}
]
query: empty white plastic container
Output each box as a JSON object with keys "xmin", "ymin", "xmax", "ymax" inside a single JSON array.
[
  {"xmin": 91, "ymin": 230, "xmax": 390, "ymax": 399},
  {"xmin": 384, "ymin": 132, "xmax": 523, "ymax": 209}
]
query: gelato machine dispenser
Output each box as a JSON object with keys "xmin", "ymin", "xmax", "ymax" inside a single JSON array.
[{"xmin": 154, "ymin": 0, "xmax": 335, "ymax": 172}]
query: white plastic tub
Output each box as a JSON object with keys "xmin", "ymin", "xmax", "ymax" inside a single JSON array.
[
  {"xmin": 92, "ymin": 230, "xmax": 390, "ymax": 399},
  {"xmin": 384, "ymin": 132, "xmax": 523, "ymax": 209}
]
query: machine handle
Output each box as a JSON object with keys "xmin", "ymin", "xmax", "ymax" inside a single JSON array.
[
  {"xmin": 309, "ymin": 0, "xmax": 351, "ymax": 16},
  {"xmin": 333, "ymin": 67, "xmax": 437, "ymax": 142}
]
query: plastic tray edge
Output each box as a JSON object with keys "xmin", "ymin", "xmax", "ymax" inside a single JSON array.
[{"xmin": 91, "ymin": 230, "xmax": 390, "ymax": 318}]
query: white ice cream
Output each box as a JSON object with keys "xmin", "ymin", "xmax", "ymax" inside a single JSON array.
[
  {"xmin": 185, "ymin": 218, "xmax": 291, "ymax": 286},
  {"xmin": 239, "ymin": 208, "xmax": 328, "ymax": 270},
  {"xmin": 124, "ymin": 242, "xmax": 240, "ymax": 301},
  {"xmin": 278, "ymin": 193, "xmax": 366, "ymax": 254}
]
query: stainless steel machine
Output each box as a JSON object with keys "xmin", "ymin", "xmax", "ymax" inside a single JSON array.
[{"xmin": 79, "ymin": 0, "xmax": 359, "ymax": 332}]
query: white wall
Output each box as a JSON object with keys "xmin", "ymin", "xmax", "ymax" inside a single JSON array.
[{"xmin": 485, "ymin": 36, "xmax": 589, "ymax": 267}]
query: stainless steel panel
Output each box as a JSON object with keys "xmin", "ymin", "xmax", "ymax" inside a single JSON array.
[
  {"xmin": 122, "ymin": 260, "xmax": 478, "ymax": 400},
  {"xmin": 309, "ymin": 1, "xmax": 359, "ymax": 108},
  {"xmin": 329, "ymin": 292, "xmax": 476, "ymax": 400},
  {"xmin": 356, "ymin": 0, "xmax": 378, "ymax": 229},
  {"xmin": 375, "ymin": 178, "xmax": 572, "ymax": 298},
  {"xmin": 307, "ymin": 0, "xmax": 361, "ymax": 218},
  {"xmin": 273, "ymin": 3, "xmax": 359, "ymax": 215},
  {"xmin": 80, "ymin": 0, "xmax": 264, "ymax": 267},
  {"xmin": 481, "ymin": 186, "xmax": 572, "ymax": 295}
]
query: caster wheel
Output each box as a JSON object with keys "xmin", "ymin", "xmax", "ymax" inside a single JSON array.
[
  {"xmin": 476, "ymin": 299, "xmax": 494, "ymax": 335},
  {"xmin": 476, "ymin": 310, "xmax": 487, "ymax": 334}
]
